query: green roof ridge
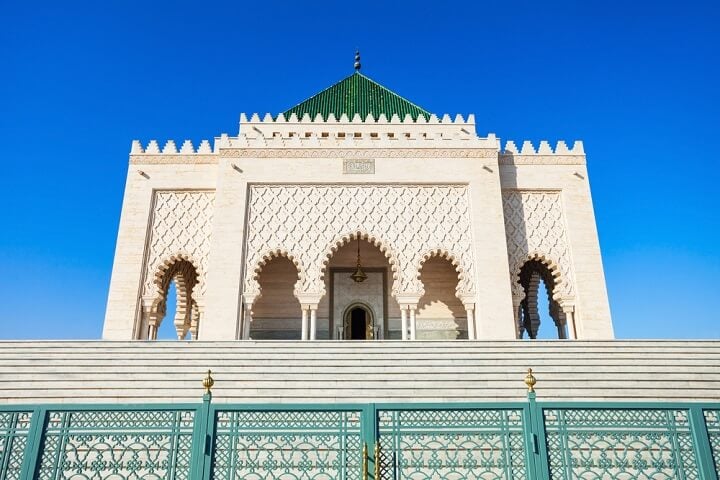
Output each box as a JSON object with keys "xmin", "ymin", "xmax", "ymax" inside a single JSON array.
[{"xmin": 283, "ymin": 72, "xmax": 431, "ymax": 121}]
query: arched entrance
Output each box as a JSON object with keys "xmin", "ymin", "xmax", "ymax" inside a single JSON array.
[
  {"xmin": 343, "ymin": 304, "xmax": 374, "ymax": 340},
  {"xmin": 517, "ymin": 258, "xmax": 567, "ymax": 339},
  {"xmin": 322, "ymin": 235, "xmax": 399, "ymax": 339}
]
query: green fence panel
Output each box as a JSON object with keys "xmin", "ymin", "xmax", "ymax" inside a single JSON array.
[
  {"xmin": 2, "ymin": 400, "xmax": 720, "ymax": 480},
  {"xmin": 32, "ymin": 407, "xmax": 198, "ymax": 480},
  {"xmin": 0, "ymin": 410, "xmax": 33, "ymax": 480},
  {"xmin": 376, "ymin": 405, "xmax": 531, "ymax": 480},
  {"xmin": 705, "ymin": 409, "xmax": 720, "ymax": 476},
  {"xmin": 209, "ymin": 406, "xmax": 365, "ymax": 480},
  {"xmin": 540, "ymin": 406, "xmax": 701, "ymax": 480}
]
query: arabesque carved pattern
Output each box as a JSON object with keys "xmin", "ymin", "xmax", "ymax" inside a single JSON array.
[
  {"xmin": 543, "ymin": 408, "xmax": 699, "ymax": 480},
  {"xmin": 36, "ymin": 409, "xmax": 195, "ymax": 480},
  {"xmin": 377, "ymin": 408, "xmax": 527, "ymax": 480},
  {"xmin": 244, "ymin": 185, "xmax": 475, "ymax": 297},
  {"xmin": 502, "ymin": 191, "xmax": 574, "ymax": 300},
  {"xmin": 143, "ymin": 191, "xmax": 214, "ymax": 299},
  {"xmin": 0, "ymin": 411, "xmax": 32, "ymax": 480},
  {"xmin": 212, "ymin": 409, "xmax": 363, "ymax": 480}
]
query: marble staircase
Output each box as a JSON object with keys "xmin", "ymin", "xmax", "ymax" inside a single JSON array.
[{"xmin": 0, "ymin": 340, "xmax": 718, "ymax": 404}]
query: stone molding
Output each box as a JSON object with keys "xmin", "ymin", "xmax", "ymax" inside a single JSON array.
[
  {"xmin": 220, "ymin": 148, "xmax": 497, "ymax": 158},
  {"xmin": 502, "ymin": 191, "xmax": 575, "ymax": 301},
  {"xmin": 499, "ymin": 155, "xmax": 585, "ymax": 165},
  {"xmin": 243, "ymin": 184, "xmax": 476, "ymax": 300},
  {"xmin": 130, "ymin": 155, "xmax": 218, "ymax": 165}
]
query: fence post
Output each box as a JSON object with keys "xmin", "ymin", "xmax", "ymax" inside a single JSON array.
[
  {"xmin": 18, "ymin": 406, "xmax": 46, "ymax": 480},
  {"xmin": 191, "ymin": 370, "xmax": 215, "ymax": 480},
  {"xmin": 689, "ymin": 406, "xmax": 719, "ymax": 480},
  {"xmin": 525, "ymin": 368, "xmax": 550, "ymax": 480}
]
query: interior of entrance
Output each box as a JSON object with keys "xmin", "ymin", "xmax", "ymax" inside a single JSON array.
[
  {"xmin": 324, "ymin": 237, "xmax": 399, "ymax": 339},
  {"xmin": 347, "ymin": 306, "xmax": 370, "ymax": 340}
]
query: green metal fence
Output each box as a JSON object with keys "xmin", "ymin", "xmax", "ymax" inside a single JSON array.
[{"xmin": 1, "ymin": 391, "xmax": 718, "ymax": 479}]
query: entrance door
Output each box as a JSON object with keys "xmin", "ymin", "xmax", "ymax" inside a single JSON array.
[{"xmin": 344, "ymin": 305, "xmax": 374, "ymax": 339}]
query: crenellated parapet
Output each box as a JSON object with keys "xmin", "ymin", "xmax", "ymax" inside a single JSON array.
[
  {"xmin": 129, "ymin": 139, "xmax": 217, "ymax": 164},
  {"xmin": 499, "ymin": 140, "xmax": 586, "ymax": 165},
  {"xmin": 237, "ymin": 112, "xmax": 494, "ymax": 144}
]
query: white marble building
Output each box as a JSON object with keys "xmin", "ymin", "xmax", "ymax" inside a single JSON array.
[{"xmin": 103, "ymin": 61, "xmax": 613, "ymax": 342}]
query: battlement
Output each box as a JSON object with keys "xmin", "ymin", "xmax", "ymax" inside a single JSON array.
[
  {"xmin": 499, "ymin": 140, "xmax": 586, "ymax": 165},
  {"xmin": 130, "ymin": 139, "xmax": 215, "ymax": 155},
  {"xmin": 240, "ymin": 112, "xmax": 476, "ymax": 124},
  {"xmin": 502, "ymin": 140, "xmax": 584, "ymax": 155},
  {"xmin": 239, "ymin": 112, "xmax": 479, "ymax": 139}
]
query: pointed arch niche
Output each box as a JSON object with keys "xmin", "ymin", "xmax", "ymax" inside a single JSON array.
[
  {"xmin": 250, "ymin": 255, "xmax": 302, "ymax": 339},
  {"xmin": 144, "ymin": 256, "xmax": 200, "ymax": 340},
  {"xmin": 517, "ymin": 258, "xmax": 568, "ymax": 339},
  {"xmin": 320, "ymin": 234, "xmax": 401, "ymax": 339},
  {"xmin": 416, "ymin": 255, "xmax": 467, "ymax": 339}
]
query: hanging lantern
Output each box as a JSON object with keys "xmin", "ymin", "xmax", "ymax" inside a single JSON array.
[{"xmin": 350, "ymin": 236, "xmax": 368, "ymax": 283}]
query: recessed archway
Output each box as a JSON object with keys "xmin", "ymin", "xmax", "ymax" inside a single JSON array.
[
  {"xmin": 147, "ymin": 257, "xmax": 199, "ymax": 340},
  {"xmin": 517, "ymin": 258, "xmax": 567, "ymax": 339},
  {"xmin": 251, "ymin": 255, "xmax": 302, "ymax": 339},
  {"xmin": 322, "ymin": 235, "xmax": 399, "ymax": 339},
  {"xmin": 416, "ymin": 256, "xmax": 466, "ymax": 339}
]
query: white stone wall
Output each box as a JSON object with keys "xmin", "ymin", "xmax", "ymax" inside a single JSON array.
[{"xmin": 103, "ymin": 117, "xmax": 612, "ymax": 340}]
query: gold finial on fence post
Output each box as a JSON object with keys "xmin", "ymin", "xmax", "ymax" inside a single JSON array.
[
  {"xmin": 203, "ymin": 369, "xmax": 215, "ymax": 394},
  {"xmin": 524, "ymin": 368, "xmax": 537, "ymax": 393}
]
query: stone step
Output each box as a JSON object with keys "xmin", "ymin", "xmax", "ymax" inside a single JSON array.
[{"xmin": 1, "ymin": 340, "xmax": 718, "ymax": 404}]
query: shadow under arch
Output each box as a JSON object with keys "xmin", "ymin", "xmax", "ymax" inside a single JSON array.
[
  {"xmin": 415, "ymin": 248, "xmax": 467, "ymax": 298},
  {"xmin": 249, "ymin": 248, "xmax": 304, "ymax": 300},
  {"xmin": 250, "ymin": 252, "xmax": 303, "ymax": 340}
]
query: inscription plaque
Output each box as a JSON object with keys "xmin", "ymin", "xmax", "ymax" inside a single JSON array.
[{"xmin": 343, "ymin": 158, "xmax": 375, "ymax": 174}]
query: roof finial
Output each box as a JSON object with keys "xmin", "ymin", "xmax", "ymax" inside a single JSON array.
[{"xmin": 354, "ymin": 50, "xmax": 361, "ymax": 71}]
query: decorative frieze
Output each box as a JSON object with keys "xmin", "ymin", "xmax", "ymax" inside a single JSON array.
[
  {"xmin": 502, "ymin": 191, "xmax": 575, "ymax": 301},
  {"xmin": 243, "ymin": 185, "xmax": 476, "ymax": 299},
  {"xmin": 143, "ymin": 191, "xmax": 215, "ymax": 299}
]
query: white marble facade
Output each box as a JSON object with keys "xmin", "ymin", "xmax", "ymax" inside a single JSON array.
[{"xmin": 103, "ymin": 112, "xmax": 614, "ymax": 341}]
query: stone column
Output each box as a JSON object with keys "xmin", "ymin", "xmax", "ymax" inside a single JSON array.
[
  {"xmin": 147, "ymin": 321, "xmax": 158, "ymax": 340},
  {"xmin": 242, "ymin": 303, "xmax": 253, "ymax": 340},
  {"xmin": 564, "ymin": 305, "xmax": 577, "ymax": 339},
  {"xmin": 409, "ymin": 307, "xmax": 417, "ymax": 340},
  {"xmin": 512, "ymin": 295, "xmax": 523, "ymax": 339},
  {"xmin": 309, "ymin": 305, "xmax": 318, "ymax": 341},
  {"xmin": 464, "ymin": 304, "xmax": 476, "ymax": 340},
  {"xmin": 241, "ymin": 294, "xmax": 256, "ymax": 340},
  {"xmin": 301, "ymin": 306, "xmax": 309, "ymax": 341},
  {"xmin": 400, "ymin": 307, "xmax": 407, "ymax": 341}
]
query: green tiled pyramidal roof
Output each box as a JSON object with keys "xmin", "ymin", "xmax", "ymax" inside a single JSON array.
[{"xmin": 283, "ymin": 72, "xmax": 431, "ymax": 121}]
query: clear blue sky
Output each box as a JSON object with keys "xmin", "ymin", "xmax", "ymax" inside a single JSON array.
[{"xmin": 1, "ymin": 1, "xmax": 718, "ymax": 340}]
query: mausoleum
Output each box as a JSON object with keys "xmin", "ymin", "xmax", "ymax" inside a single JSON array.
[
  {"xmin": 1, "ymin": 56, "xmax": 718, "ymax": 480},
  {"xmin": 103, "ymin": 55, "xmax": 612, "ymax": 343}
]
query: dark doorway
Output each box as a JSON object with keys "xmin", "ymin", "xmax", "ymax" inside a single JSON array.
[{"xmin": 350, "ymin": 308, "xmax": 367, "ymax": 340}]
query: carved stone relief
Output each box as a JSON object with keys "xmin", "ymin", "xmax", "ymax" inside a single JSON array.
[
  {"xmin": 502, "ymin": 191, "xmax": 575, "ymax": 300},
  {"xmin": 143, "ymin": 191, "xmax": 215, "ymax": 299},
  {"xmin": 244, "ymin": 185, "xmax": 476, "ymax": 299}
]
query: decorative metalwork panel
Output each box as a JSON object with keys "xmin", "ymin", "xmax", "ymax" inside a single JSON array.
[
  {"xmin": 35, "ymin": 409, "xmax": 195, "ymax": 480},
  {"xmin": 0, "ymin": 411, "xmax": 32, "ymax": 480},
  {"xmin": 211, "ymin": 409, "xmax": 363, "ymax": 480},
  {"xmin": 377, "ymin": 408, "xmax": 528, "ymax": 480},
  {"xmin": 705, "ymin": 409, "xmax": 720, "ymax": 474},
  {"xmin": 543, "ymin": 408, "xmax": 700, "ymax": 479}
]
